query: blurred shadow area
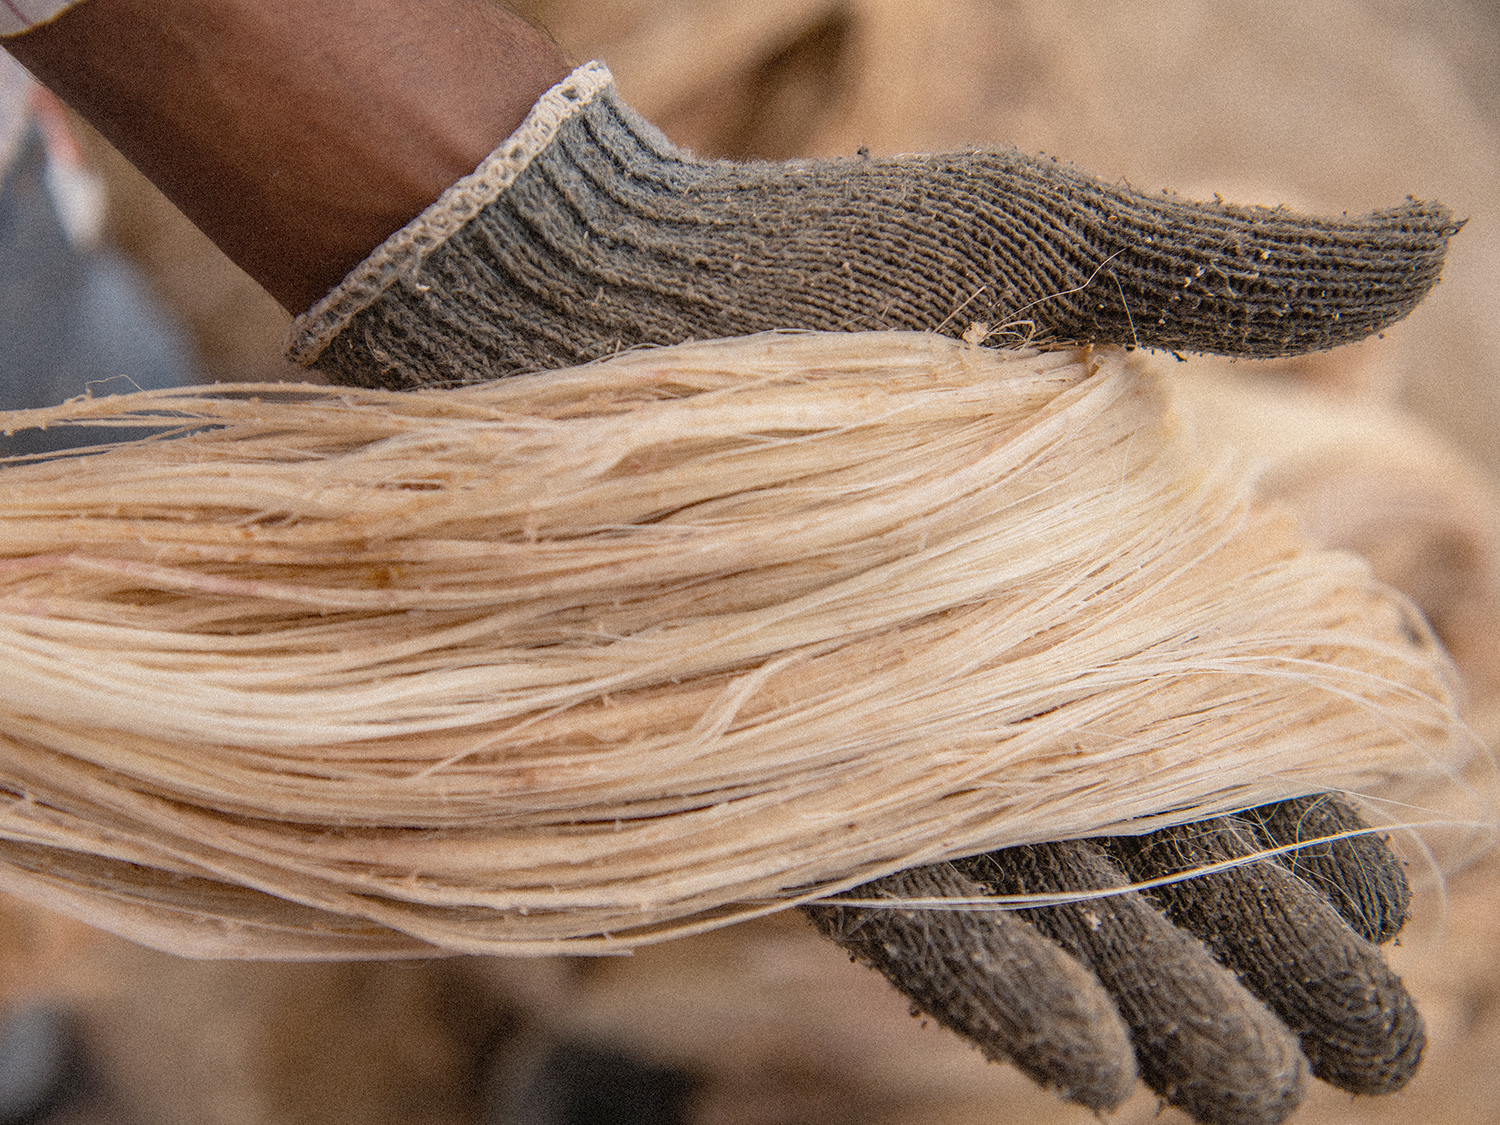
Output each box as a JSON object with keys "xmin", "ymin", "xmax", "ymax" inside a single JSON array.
[{"xmin": 0, "ymin": 124, "xmax": 199, "ymax": 458}]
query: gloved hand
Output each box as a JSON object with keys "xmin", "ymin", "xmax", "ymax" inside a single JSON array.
[
  {"xmin": 287, "ymin": 61, "xmax": 1460, "ymax": 391},
  {"xmin": 280, "ymin": 62, "xmax": 1448, "ymax": 1125},
  {"xmin": 0, "ymin": 15, "xmax": 1452, "ymax": 1122},
  {"xmin": 804, "ymin": 794, "xmax": 1421, "ymax": 1125}
]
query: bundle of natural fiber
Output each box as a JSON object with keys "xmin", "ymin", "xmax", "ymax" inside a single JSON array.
[
  {"xmin": 1174, "ymin": 366, "xmax": 1500, "ymax": 693},
  {"xmin": 0, "ymin": 333, "xmax": 1475, "ymax": 959}
]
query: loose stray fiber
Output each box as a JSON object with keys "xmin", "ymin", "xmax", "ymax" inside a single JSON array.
[{"xmin": 0, "ymin": 332, "xmax": 1479, "ymax": 958}]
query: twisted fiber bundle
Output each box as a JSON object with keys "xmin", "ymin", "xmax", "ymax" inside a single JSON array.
[{"xmin": 0, "ymin": 333, "xmax": 1471, "ymax": 958}]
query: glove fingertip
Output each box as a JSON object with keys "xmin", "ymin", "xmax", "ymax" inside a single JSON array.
[
  {"xmin": 802, "ymin": 863, "xmax": 1138, "ymax": 1112},
  {"xmin": 1245, "ymin": 794, "xmax": 1412, "ymax": 944},
  {"xmin": 1107, "ymin": 816, "xmax": 1427, "ymax": 1097},
  {"xmin": 967, "ymin": 842, "xmax": 1309, "ymax": 1125}
]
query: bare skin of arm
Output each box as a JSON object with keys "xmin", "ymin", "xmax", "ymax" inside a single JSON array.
[{"xmin": 4, "ymin": 0, "xmax": 570, "ymax": 313}]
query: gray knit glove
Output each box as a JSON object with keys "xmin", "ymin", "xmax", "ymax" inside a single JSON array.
[
  {"xmin": 285, "ymin": 61, "xmax": 1448, "ymax": 1125},
  {"xmin": 287, "ymin": 61, "xmax": 1459, "ymax": 390},
  {"xmin": 806, "ymin": 795, "xmax": 1420, "ymax": 1125}
]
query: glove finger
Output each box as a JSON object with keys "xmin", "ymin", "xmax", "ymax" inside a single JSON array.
[
  {"xmin": 1103, "ymin": 818, "xmax": 1424, "ymax": 1095},
  {"xmin": 1239, "ymin": 794, "xmax": 1411, "ymax": 944},
  {"xmin": 802, "ymin": 862, "xmax": 1137, "ymax": 1112},
  {"xmin": 959, "ymin": 840, "xmax": 1307, "ymax": 1125}
]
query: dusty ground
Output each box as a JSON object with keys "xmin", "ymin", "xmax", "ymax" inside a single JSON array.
[{"xmin": 5, "ymin": 2, "xmax": 1500, "ymax": 1123}]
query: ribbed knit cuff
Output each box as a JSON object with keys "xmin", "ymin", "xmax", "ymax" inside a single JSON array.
[{"xmin": 286, "ymin": 59, "xmax": 616, "ymax": 367}]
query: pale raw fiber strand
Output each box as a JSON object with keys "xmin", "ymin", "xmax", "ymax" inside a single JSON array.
[{"xmin": 0, "ymin": 332, "xmax": 1474, "ymax": 959}]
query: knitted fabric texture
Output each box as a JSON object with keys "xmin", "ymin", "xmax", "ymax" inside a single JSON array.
[
  {"xmin": 811, "ymin": 795, "xmax": 1418, "ymax": 1124},
  {"xmin": 1240, "ymin": 794, "xmax": 1412, "ymax": 945},
  {"xmin": 963, "ymin": 839, "xmax": 1308, "ymax": 1125},
  {"xmin": 289, "ymin": 61, "xmax": 1462, "ymax": 390},
  {"xmin": 1104, "ymin": 819, "xmax": 1425, "ymax": 1096},
  {"xmin": 804, "ymin": 863, "xmax": 1137, "ymax": 1113}
]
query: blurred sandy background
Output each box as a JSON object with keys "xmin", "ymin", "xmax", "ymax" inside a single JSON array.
[{"xmin": 6, "ymin": 2, "xmax": 1500, "ymax": 1123}]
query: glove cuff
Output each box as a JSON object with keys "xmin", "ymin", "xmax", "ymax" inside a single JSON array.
[{"xmin": 286, "ymin": 59, "xmax": 625, "ymax": 370}]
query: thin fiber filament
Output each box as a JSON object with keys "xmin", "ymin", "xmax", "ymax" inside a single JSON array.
[{"xmin": 0, "ymin": 332, "xmax": 1474, "ymax": 957}]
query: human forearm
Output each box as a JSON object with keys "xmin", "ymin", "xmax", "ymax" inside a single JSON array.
[{"xmin": 3, "ymin": 0, "xmax": 569, "ymax": 312}]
